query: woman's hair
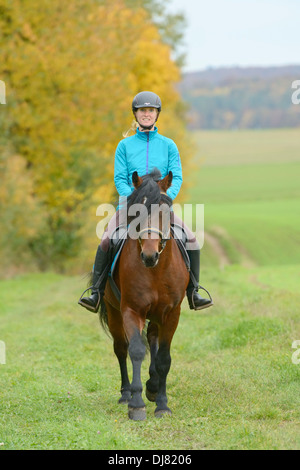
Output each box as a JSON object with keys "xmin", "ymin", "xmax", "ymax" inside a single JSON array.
[{"xmin": 123, "ymin": 119, "xmax": 139, "ymax": 138}]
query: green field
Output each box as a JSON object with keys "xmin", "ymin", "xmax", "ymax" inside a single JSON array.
[
  {"xmin": 1, "ymin": 128, "xmax": 300, "ymax": 450},
  {"xmin": 189, "ymin": 128, "xmax": 300, "ymax": 267},
  {"xmin": 0, "ymin": 269, "xmax": 299, "ymax": 450}
]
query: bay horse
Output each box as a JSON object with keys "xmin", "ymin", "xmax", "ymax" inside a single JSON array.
[{"xmin": 99, "ymin": 169, "xmax": 189, "ymax": 420}]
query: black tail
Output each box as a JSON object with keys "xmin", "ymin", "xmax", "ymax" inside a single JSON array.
[
  {"xmin": 98, "ymin": 297, "xmax": 112, "ymax": 338},
  {"xmin": 83, "ymin": 271, "xmax": 111, "ymax": 337}
]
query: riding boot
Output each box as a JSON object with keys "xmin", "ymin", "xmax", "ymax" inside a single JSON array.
[
  {"xmin": 78, "ymin": 245, "xmax": 111, "ymax": 313},
  {"xmin": 186, "ymin": 249, "xmax": 213, "ymax": 311}
]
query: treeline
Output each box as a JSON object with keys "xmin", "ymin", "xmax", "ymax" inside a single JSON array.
[
  {"xmin": 0, "ymin": 0, "xmax": 193, "ymax": 276},
  {"xmin": 179, "ymin": 66, "xmax": 300, "ymax": 129}
]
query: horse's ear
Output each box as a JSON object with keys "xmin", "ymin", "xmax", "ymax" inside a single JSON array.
[
  {"xmin": 159, "ymin": 171, "xmax": 173, "ymax": 192},
  {"xmin": 132, "ymin": 171, "xmax": 143, "ymax": 189}
]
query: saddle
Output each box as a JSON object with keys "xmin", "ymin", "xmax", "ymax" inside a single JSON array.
[{"xmin": 107, "ymin": 224, "xmax": 190, "ymax": 302}]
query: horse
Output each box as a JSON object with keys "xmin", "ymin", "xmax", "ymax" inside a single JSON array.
[{"xmin": 99, "ymin": 169, "xmax": 190, "ymax": 421}]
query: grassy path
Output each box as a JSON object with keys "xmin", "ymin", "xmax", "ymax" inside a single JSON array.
[{"xmin": 0, "ymin": 269, "xmax": 299, "ymax": 450}]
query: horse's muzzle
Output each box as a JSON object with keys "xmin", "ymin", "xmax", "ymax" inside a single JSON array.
[{"xmin": 140, "ymin": 251, "xmax": 159, "ymax": 268}]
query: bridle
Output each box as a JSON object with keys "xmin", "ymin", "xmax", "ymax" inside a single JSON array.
[
  {"xmin": 138, "ymin": 226, "xmax": 168, "ymax": 255},
  {"xmin": 138, "ymin": 191, "xmax": 171, "ymax": 256}
]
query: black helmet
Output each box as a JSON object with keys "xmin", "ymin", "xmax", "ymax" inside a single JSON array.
[{"xmin": 132, "ymin": 91, "xmax": 162, "ymax": 112}]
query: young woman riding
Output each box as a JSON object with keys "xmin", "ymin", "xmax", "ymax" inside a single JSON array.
[{"xmin": 78, "ymin": 91, "xmax": 213, "ymax": 313}]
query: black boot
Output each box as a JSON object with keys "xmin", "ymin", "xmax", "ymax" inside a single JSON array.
[
  {"xmin": 78, "ymin": 245, "xmax": 111, "ymax": 313},
  {"xmin": 186, "ymin": 249, "xmax": 213, "ymax": 311}
]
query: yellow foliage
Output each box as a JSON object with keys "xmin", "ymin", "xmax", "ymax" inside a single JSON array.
[
  {"xmin": 0, "ymin": 154, "xmax": 44, "ymax": 272},
  {"xmin": 0, "ymin": 0, "xmax": 193, "ymax": 271}
]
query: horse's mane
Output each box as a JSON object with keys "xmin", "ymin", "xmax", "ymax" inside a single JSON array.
[{"xmin": 127, "ymin": 168, "xmax": 172, "ymax": 213}]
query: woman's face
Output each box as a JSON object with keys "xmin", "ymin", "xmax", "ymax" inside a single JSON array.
[{"xmin": 135, "ymin": 107, "xmax": 158, "ymax": 130}]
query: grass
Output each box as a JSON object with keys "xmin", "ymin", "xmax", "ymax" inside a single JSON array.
[
  {"xmin": 189, "ymin": 128, "xmax": 300, "ymax": 268},
  {"xmin": 1, "ymin": 128, "xmax": 300, "ymax": 450},
  {"xmin": 191, "ymin": 128, "xmax": 300, "ymax": 166},
  {"xmin": 0, "ymin": 268, "xmax": 299, "ymax": 450}
]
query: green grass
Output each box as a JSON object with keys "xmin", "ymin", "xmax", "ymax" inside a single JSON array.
[
  {"xmin": 0, "ymin": 270, "xmax": 299, "ymax": 450},
  {"xmin": 1, "ymin": 128, "xmax": 300, "ymax": 450},
  {"xmin": 188, "ymin": 129, "xmax": 300, "ymax": 268},
  {"xmin": 191, "ymin": 128, "xmax": 300, "ymax": 167}
]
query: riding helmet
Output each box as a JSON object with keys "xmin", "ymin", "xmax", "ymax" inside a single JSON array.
[{"xmin": 132, "ymin": 91, "xmax": 162, "ymax": 112}]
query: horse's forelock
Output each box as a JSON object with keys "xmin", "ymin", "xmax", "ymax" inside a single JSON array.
[{"xmin": 128, "ymin": 171, "xmax": 162, "ymax": 209}]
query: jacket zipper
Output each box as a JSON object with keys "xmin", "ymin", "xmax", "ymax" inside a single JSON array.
[{"xmin": 146, "ymin": 132, "xmax": 149, "ymax": 174}]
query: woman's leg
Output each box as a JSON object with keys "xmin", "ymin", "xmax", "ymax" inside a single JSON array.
[
  {"xmin": 172, "ymin": 214, "xmax": 213, "ymax": 311},
  {"xmin": 78, "ymin": 211, "xmax": 120, "ymax": 313}
]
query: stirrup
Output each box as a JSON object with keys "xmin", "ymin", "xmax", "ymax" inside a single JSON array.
[
  {"xmin": 198, "ymin": 285, "xmax": 213, "ymax": 303},
  {"xmin": 78, "ymin": 286, "xmax": 101, "ymax": 313},
  {"xmin": 189, "ymin": 285, "xmax": 213, "ymax": 311}
]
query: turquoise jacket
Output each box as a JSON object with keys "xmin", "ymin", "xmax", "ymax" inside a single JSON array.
[{"xmin": 114, "ymin": 127, "xmax": 182, "ymax": 201}]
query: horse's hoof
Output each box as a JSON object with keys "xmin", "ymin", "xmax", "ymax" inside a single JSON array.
[
  {"xmin": 154, "ymin": 407, "xmax": 172, "ymax": 418},
  {"xmin": 128, "ymin": 406, "xmax": 146, "ymax": 421},
  {"xmin": 146, "ymin": 388, "xmax": 157, "ymax": 402},
  {"xmin": 118, "ymin": 396, "xmax": 130, "ymax": 405},
  {"xmin": 118, "ymin": 392, "xmax": 131, "ymax": 404}
]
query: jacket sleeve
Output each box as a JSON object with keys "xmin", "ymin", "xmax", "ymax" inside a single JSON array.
[
  {"xmin": 166, "ymin": 141, "xmax": 183, "ymax": 200},
  {"xmin": 114, "ymin": 141, "xmax": 132, "ymax": 197}
]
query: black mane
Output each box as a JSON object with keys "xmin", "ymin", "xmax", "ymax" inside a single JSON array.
[{"xmin": 127, "ymin": 168, "xmax": 172, "ymax": 213}]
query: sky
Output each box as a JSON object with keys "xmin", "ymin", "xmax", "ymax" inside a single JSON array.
[{"xmin": 167, "ymin": 0, "xmax": 300, "ymax": 72}]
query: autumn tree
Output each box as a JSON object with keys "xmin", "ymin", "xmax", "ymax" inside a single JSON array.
[{"xmin": 0, "ymin": 0, "xmax": 191, "ymax": 273}]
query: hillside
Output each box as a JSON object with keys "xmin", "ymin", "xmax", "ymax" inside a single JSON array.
[
  {"xmin": 179, "ymin": 65, "xmax": 300, "ymax": 129},
  {"xmin": 188, "ymin": 128, "xmax": 300, "ymax": 268}
]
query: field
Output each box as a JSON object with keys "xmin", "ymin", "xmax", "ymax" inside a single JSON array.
[
  {"xmin": 0, "ymin": 129, "xmax": 300, "ymax": 450},
  {"xmin": 189, "ymin": 128, "xmax": 300, "ymax": 267}
]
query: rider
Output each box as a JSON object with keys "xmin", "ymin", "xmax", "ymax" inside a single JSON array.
[{"xmin": 78, "ymin": 91, "xmax": 213, "ymax": 313}]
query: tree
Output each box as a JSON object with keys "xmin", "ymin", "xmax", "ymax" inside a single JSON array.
[{"xmin": 0, "ymin": 0, "xmax": 191, "ymax": 273}]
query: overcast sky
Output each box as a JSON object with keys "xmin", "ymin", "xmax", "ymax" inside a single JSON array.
[{"xmin": 167, "ymin": 0, "xmax": 300, "ymax": 72}]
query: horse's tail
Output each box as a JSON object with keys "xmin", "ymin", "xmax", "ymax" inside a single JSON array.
[
  {"xmin": 98, "ymin": 297, "xmax": 112, "ymax": 338},
  {"xmin": 83, "ymin": 271, "xmax": 112, "ymax": 338}
]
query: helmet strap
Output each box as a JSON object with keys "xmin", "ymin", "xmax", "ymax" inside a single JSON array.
[
  {"xmin": 134, "ymin": 111, "xmax": 160, "ymax": 131},
  {"xmin": 139, "ymin": 123, "xmax": 154, "ymax": 131}
]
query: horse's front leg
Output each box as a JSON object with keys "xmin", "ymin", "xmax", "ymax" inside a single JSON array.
[{"xmin": 123, "ymin": 309, "xmax": 147, "ymax": 421}]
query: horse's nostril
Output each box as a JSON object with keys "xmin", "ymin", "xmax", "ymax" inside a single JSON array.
[{"xmin": 140, "ymin": 251, "xmax": 159, "ymax": 267}]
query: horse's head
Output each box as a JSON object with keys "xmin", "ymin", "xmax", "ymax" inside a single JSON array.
[{"xmin": 128, "ymin": 169, "xmax": 173, "ymax": 268}]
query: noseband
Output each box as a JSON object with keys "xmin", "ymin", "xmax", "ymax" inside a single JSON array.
[
  {"xmin": 138, "ymin": 227, "xmax": 169, "ymax": 255},
  {"xmin": 136, "ymin": 190, "xmax": 171, "ymax": 256}
]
